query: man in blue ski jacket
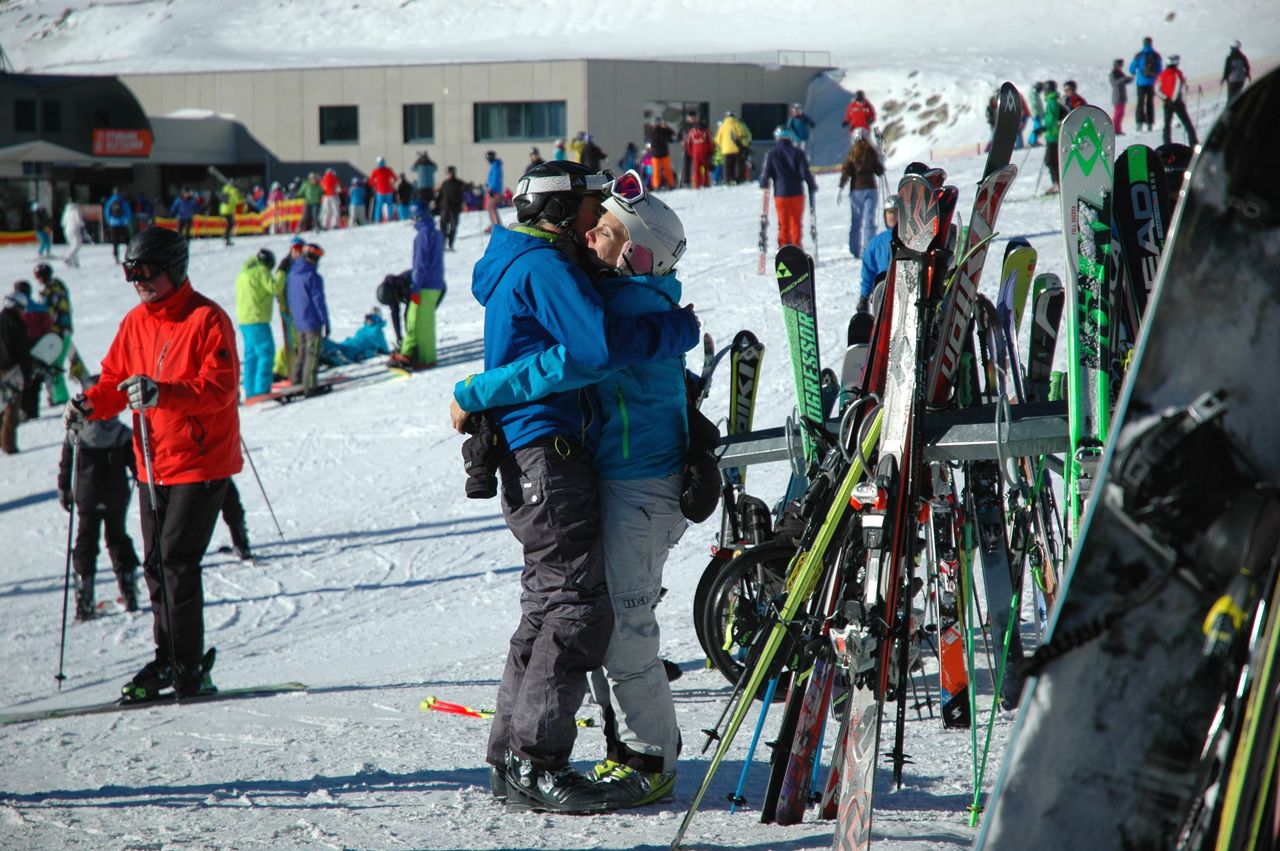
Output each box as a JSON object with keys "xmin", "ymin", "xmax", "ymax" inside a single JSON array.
[
  {"xmin": 786, "ymin": 103, "xmax": 817, "ymax": 151},
  {"xmin": 858, "ymin": 200, "xmax": 898, "ymax": 312},
  {"xmin": 452, "ymin": 161, "xmax": 697, "ymax": 815},
  {"xmin": 484, "ymin": 151, "xmax": 504, "ymax": 233},
  {"xmin": 1129, "ymin": 36, "xmax": 1164, "ymax": 133},
  {"xmin": 104, "ymin": 189, "xmax": 133, "ymax": 263},
  {"xmin": 759, "ymin": 128, "xmax": 817, "ymax": 249}
]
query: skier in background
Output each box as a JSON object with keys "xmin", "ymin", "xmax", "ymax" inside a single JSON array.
[
  {"xmin": 1157, "ymin": 55, "xmax": 1198, "ymax": 147},
  {"xmin": 369, "ymin": 157, "xmax": 398, "ymax": 224},
  {"xmin": 680, "ymin": 114, "xmax": 711, "ymax": 189},
  {"xmin": 57, "ymin": 387, "xmax": 141, "ymax": 620},
  {"xmin": 838, "ymin": 128, "xmax": 884, "ymax": 260},
  {"xmin": 348, "ymin": 177, "xmax": 368, "ymax": 227},
  {"xmin": 1042, "ymin": 81, "xmax": 1063, "ymax": 195},
  {"xmin": 484, "ymin": 151, "xmax": 504, "ymax": 234},
  {"xmin": 61, "ymin": 200, "xmax": 85, "ymax": 268},
  {"xmin": 272, "ymin": 237, "xmax": 305, "ymax": 381},
  {"xmin": 857, "ymin": 199, "xmax": 898, "ymax": 314},
  {"xmin": 169, "ymin": 189, "xmax": 197, "ymax": 239},
  {"xmin": 647, "ymin": 118, "xmax": 676, "ymax": 190},
  {"xmin": 525, "ymin": 147, "xmax": 545, "ymax": 176},
  {"xmin": 1129, "ymin": 36, "xmax": 1163, "ymax": 132},
  {"xmin": 219, "ymin": 181, "xmax": 244, "ymax": 247},
  {"xmin": 320, "ymin": 168, "xmax": 342, "ymax": 230},
  {"xmin": 34, "ymin": 262, "xmax": 90, "ymax": 404},
  {"xmin": 235, "ymin": 247, "xmax": 280, "ymax": 401},
  {"xmin": 1062, "ymin": 80, "xmax": 1087, "ymax": 111},
  {"xmin": 436, "ymin": 165, "xmax": 464, "ymax": 251},
  {"xmin": 841, "ymin": 89, "xmax": 877, "ymax": 139},
  {"xmin": 786, "ymin": 103, "xmax": 816, "ymax": 152},
  {"xmin": 1222, "ymin": 40, "xmax": 1251, "ymax": 103},
  {"xmin": 759, "ymin": 127, "xmax": 817, "ymax": 250},
  {"xmin": 33, "ymin": 203, "xmax": 53, "ymax": 258},
  {"xmin": 103, "ymin": 187, "xmax": 132, "ymax": 263},
  {"xmin": 714, "ymin": 111, "xmax": 749, "ymax": 185},
  {"xmin": 1110, "ymin": 59, "xmax": 1134, "ymax": 135},
  {"xmin": 580, "ymin": 134, "xmax": 607, "ymax": 172},
  {"xmin": 395, "ymin": 173, "xmax": 414, "ymax": 222},
  {"xmin": 388, "ymin": 203, "xmax": 445, "ymax": 371},
  {"xmin": 1028, "ymin": 81, "xmax": 1046, "ymax": 146},
  {"xmin": 413, "ymin": 150, "xmax": 438, "ymax": 208},
  {"xmin": 297, "ymin": 173, "xmax": 323, "ymax": 232},
  {"xmin": 286, "ymin": 243, "xmax": 329, "ymax": 395},
  {"xmin": 552, "ymin": 138, "xmax": 568, "ymax": 161}
]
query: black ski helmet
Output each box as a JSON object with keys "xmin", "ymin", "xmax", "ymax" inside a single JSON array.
[
  {"xmin": 33, "ymin": 262, "xmax": 53, "ymax": 283},
  {"xmin": 125, "ymin": 227, "xmax": 189, "ymax": 284},
  {"xmin": 257, "ymin": 247, "xmax": 276, "ymax": 269},
  {"xmin": 513, "ymin": 161, "xmax": 612, "ymax": 230}
]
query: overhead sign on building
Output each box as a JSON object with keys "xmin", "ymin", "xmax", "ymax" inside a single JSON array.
[{"xmin": 92, "ymin": 128, "xmax": 153, "ymax": 157}]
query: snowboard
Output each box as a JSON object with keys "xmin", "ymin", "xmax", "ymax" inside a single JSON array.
[{"xmin": 977, "ymin": 67, "xmax": 1280, "ymax": 849}]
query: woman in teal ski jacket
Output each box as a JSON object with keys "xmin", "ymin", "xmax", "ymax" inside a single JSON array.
[{"xmin": 453, "ymin": 172, "xmax": 692, "ymax": 798}]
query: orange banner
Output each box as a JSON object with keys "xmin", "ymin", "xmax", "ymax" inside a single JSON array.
[
  {"xmin": 91, "ymin": 128, "xmax": 154, "ymax": 157},
  {"xmin": 0, "ymin": 230, "xmax": 37, "ymax": 246}
]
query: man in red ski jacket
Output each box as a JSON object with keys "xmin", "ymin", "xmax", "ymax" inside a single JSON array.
[
  {"xmin": 64, "ymin": 228, "xmax": 242, "ymax": 700},
  {"xmin": 1157, "ymin": 56, "xmax": 1198, "ymax": 146},
  {"xmin": 842, "ymin": 90, "xmax": 877, "ymax": 137},
  {"xmin": 369, "ymin": 158, "xmax": 398, "ymax": 223},
  {"xmin": 681, "ymin": 113, "xmax": 712, "ymax": 189},
  {"xmin": 320, "ymin": 168, "xmax": 343, "ymax": 230}
]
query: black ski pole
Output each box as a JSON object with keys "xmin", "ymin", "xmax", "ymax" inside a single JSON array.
[
  {"xmin": 240, "ymin": 436, "xmax": 284, "ymax": 540},
  {"xmin": 137, "ymin": 410, "xmax": 181, "ymax": 682},
  {"xmin": 55, "ymin": 433, "xmax": 79, "ymax": 690}
]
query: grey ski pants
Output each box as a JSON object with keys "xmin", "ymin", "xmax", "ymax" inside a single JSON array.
[
  {"xmin": 487, "ymin": 440, "xmax": 613, "ymax": 770},
  {"xmin": 588, "ymin": 475, "xmax": 687, "ymax": 773}
]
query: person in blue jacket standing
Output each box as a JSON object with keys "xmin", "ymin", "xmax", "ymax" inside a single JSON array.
[
  {"xmin": 452, "ymin": 170, "xmax": 691, "ymax": 810},
  {"xmin": 786, "ymin": 103, "xmax": 817, "ymax": 152},
  {"xmin": 389, "ymin": 202, "xmax": 445, "ymax": 370},
  {"xmin": 104, "ymin": 188, "xmax": 133, "ymax": 263},
  {"xmin": 286, "ymin": 243, "xmax": 329, "ymax": 395},
  {"xmin": 169, "ymin": 189, "xmax": 198, "ymax": 239},
  {"xmin": 484, "ymin": 151, "xmax": 504, "ymax": 233},
  {"xmin": 759, "ymin": 127, "xmax": 817, "ymax": 249},
  {"xmin": 447, "ymin": 160, "xmax": 698, "ymax": 815},
  {"xmin": 1129, "ymin": 36, "xmax": 1164, "ymax": 133}
]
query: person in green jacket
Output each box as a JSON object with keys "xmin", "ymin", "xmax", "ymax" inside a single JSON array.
[
  {"xmin": 236, "ymin": 248, "xmax": 282, "ymax": 399},
  {"xmin": 1041, "ymin": 82, "xmax": 1064, "ymax": 194},
  {"xmin": 297, "ymin": 173, "xmax": 324, "ymax": 232},
  {"xmin": 219, "ymin": 183, "xmax": 245, "ymax": 246}
]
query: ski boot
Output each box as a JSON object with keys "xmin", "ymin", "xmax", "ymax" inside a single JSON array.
[
  {"xmin": 116, "ymin": 569, "xmax": 140, "ymax": 612},
  {"xmin": 174, "ymin": 653, "xmax": 218, "ymax": 699},
  {"xmin": 122, "ymin": 656, "xmax": 173, "ymax": 702},
  {"xmin": 73, "ymin": 574, "xmax": 95, "ymax": 622}
]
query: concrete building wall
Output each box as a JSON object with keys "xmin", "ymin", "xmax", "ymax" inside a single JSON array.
[{"xmin": 119, "ymin": 58, "xmax": 825, "ymax": 190}]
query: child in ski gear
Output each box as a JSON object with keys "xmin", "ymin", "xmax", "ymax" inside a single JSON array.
[
  {"xmin": 1062, "ymin": 80, "xmax": 1086, "ymax": 111},
  {"xmin": 57, "ymin": 399, "xmax": 141, "ymax": 619},
  {"xmin": 376, "ymin": 271, "xmax": 413, "ymax": 349},
  {"xmin": 450, "ymin": 160, "xmax": 697, "ymax": 814},
  {"xmin": 759, "ymin": 128, "xmax": 817, "ymax": 249},
  {"xmin": 104, "ymin": 188, "xmax": 132, "ymax": 263},
  {"xmin": 1222, "ymin": 40, "xmax": 1251, "ymax": 103},
  {"xmin": 235, "ymin": 248, "xmax": 281, "ymax": 400},
  {"xmin": 1158, "ymin": 56, "xmax": 1198, "ymax": 147},
  {"xmin": 858, "ymin": 200, "xmax": 898, "ymax": 311},
  {"xmin": 0, "ymin": 291, "xmax": 32, "ymax": 454},
  {"xmin": 32, "ymin": 204, "xmax": 53, "ymax": 258},
  {"xmin": 61, "ymin": 201, "xmax": 85, "ymax": 268},
  {"xmin": 65, "ymin": 227, "xmax": 241, "ymax": 699},
  {"xmin": 838, "ymin": 129, "xmax": 885, "ymax": 259},
  {"xmin": 1110, "ymin": 59, "xmax": 1134, "ymax": 135},
  {"xmin": 1129, "ymin": 36, "xmax": 1163, "ymax": 132},
  {"xmin": 453, "ymin": 166, "xmax": 697, "ymax": 810},
  {"xmin": 286, "ymin": 243, "xmax": 329, "ymax": 394}
]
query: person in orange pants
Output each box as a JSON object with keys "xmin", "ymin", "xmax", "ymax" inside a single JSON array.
[{"xmin": 758, "ymin": 127, "xmax": 817, "ymax": 248}]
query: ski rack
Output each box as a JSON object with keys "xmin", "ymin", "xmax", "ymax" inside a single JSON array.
[{"xmin": 717, "ymin": 400, "xmax": 1069, "ymax": 468}]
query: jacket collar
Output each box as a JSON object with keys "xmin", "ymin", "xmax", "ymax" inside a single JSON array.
[{"xmin": 144, "ymin": 279, "xmax": 196, "ymax": 320}]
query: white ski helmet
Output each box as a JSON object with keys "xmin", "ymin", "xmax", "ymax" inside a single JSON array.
[{"xmin": 602, "ymin": 171, "xmax": 686, "ymax": 276}]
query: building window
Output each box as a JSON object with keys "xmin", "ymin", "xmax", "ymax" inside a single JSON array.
[
  {"xmin": 43, "ymin": 100, "xmax": 62, "ymax": 133},
  {"xmin": 473, "ymin": 101, "xmax": 566, "ymax": 142},
  {"xmin": 741, "ymin": 103, "xmax": 789, "ymax": 142},
  {"xmin": 14, "ymin": 98, "xmax": 37, "ymax": 133},
  {"xmin": 319, "ymin": 105, "xmax": 359, "ymax": 145},
  {"xmin": 403, "ymin": 104, "xmax": 434, "ymax": 144}
]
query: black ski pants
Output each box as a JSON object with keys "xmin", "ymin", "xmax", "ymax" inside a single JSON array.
[
  {"xmin": 1163, "ymin": 98, "xmax": 1198, "ymax": 147},
  {"xmin": 74, "ymin": 495, "xmax": 140, "ymax": 579},
  {"xmin": 220, "ymin": 478, "xmax": 249, "ymax": 551},
  {"xmin": 1135, "ymin": 85, "xmax": 1156, "ymax": 128},
  {"xmin": 486, "ymin": 439, "xmax": 613, "ymax": 771},
  {"xmin": 139, "ymin": 479, "xmax": 228, "ymax": 671},
  {"xmin": 440, "ymin": 208, "xmax": 459, "ymax": 250}
]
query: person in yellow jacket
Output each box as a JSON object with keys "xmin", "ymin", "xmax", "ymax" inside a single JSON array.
[
  {"xmin": 236, "ymin": 248, "xmax": 283, "ymax": 400},
  {"xmin": 219, "ymin": 182, "xmax": 245, "ymax": 247},
  {"xmin": 714, "ymin": 111, "xmax": 750, "ymax": 185},
  {"xmin": 271, "ymin": 237, "xmax": 305, "ymax": 380}
]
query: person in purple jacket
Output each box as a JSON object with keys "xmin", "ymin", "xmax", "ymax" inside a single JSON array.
[
  {"xmin": 758, "ymin": 126, "xmax": 817, "ymax": 249},
  {"xmin": 285, "ymin": 243, "xmax": 329, "ymax": 394},
  {"xmin": 388, "ymin": 201, "xmax": 446, "ymax": 370}
]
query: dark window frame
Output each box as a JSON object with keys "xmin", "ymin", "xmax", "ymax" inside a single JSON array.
[
  {"xmin": 473, "ymin": 101, "xmax": 566, "ymax": 143},
  {"xmin": 741, "ymin": 102, "xmax": 789, "ymax": 143},
  {"xmin": 14, "ymin": 98, "xmax": 37, "ymax": 133},
  {"xmin": 319, "ymin": 105, "xmax": 360, "ymax": 145},
  {"xmin": 402, "ymin": 103, "xmax": 435, "ymax": 144}
]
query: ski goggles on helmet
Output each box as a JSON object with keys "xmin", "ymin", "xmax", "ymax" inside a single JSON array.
[
  {"xmin": 604, "ymin": 170, "xmax": 647, "ymax": 210},
  {"xmin": 122, "ymin": 259, "xmax": 166, "ymax": 284}
]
